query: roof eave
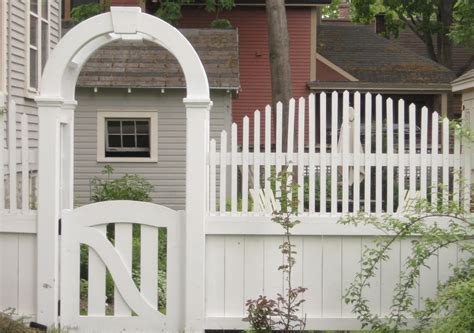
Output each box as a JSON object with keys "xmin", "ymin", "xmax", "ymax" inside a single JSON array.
[
  {"xmin": 308, "ymin": 81, "xmax": 453, "ymax": 94},
  {"xmin": 452, "ymin": 70, "xmax": 474, "ymax": 92}
]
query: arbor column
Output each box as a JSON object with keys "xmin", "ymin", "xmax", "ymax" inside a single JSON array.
[
  {"xmin": 184, "ymin": 98, "xmax": 212, "ymax": 332},
  {"xmin": 36, "ymin": 98, "xmax": 75, "ymax": 326}
]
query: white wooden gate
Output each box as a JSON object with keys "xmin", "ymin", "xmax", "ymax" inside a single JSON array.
[{"xmin": 60, "ymin": 201, "xmax": 183, "ymax": 332}]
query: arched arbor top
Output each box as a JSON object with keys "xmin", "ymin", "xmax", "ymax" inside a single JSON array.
[{"xmin": 36, "ymin": 7, "xmax": 210, "ymax": 105}]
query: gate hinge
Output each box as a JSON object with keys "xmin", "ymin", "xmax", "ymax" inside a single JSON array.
[
  {"xmin": 58, "ymin": 299, "xmax": 61, "ymax": 317},
  {"xmin": 58, "ymin": 219, "xmax": 62, "ymax": 236}
]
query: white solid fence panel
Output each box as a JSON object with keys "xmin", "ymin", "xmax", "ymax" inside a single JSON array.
[
  {"xmin": 204, "ymin": 234, "xmax": 461, "ymax": 330},
  {"xmin": 208, "ymin": 91, "xmax": 469, "ymax": 216}
]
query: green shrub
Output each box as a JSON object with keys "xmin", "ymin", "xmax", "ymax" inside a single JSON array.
[
  {"xmin": 90, "ymin": 165, "xmax": 153, "ymax": 202},
  {"xmin": 71, "ymin": 3, "xmax": 107, "ymax": 23},
  {"xmin": 210, "ymin": 18, "xmax": 233, "ymax": 29}
]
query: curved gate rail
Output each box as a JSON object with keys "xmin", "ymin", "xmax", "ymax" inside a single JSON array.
[{"xmin": 60, "ymin": 201, "xmax": 183, "ymax": 332}]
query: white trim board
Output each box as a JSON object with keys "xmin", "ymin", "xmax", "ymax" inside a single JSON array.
[
  {"xmin": 316, "ymin": 53, "xmax": 359, "ymax": 82},
  {"xmin": 96, "ymin": 110, "xmax": 159, "ymax": 163}
]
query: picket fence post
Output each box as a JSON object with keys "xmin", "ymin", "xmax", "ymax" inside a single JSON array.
[
  {"xmin": 184, "ymin": 98, "xmax": 212, "ymax": 332},
  {"xmin": 36, "ymin": 98, "xmax": 63, "ymax": 327}
]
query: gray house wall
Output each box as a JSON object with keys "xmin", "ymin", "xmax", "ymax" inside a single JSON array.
[{"xmin": 74, "ymin": 88, "xmax": 232, "ymax": 210}]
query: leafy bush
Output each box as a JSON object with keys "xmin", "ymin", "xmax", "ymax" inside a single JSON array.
[
  {"xmin": 90, "ymin": 165, "xmax": 153, "ymax": 202},
  {"xmin": 155, "ymin": 1, "xmax": 183, "ymax": 25},
  {"xmin": 210, "ymin": 18, "xmax": 233, "ymax": 29},
  {"xmin": 71, "ymin": 3, "xmax": 107, "ymax": 23},
  {"xmin": 416, "ymin": 256, "xmax": 474, "ymax": 332}
]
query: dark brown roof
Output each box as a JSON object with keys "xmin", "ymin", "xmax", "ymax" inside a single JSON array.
[
  {"xmin": 316, "ymin": 23, "xmax": 456, "ymax": 84},
  {"xmin": 77, "ymin": 29, "xmax": 239, "ymax": 89}
]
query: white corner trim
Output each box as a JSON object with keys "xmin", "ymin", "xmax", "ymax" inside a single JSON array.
[
  {"xmin": 96, "ymin": 110, "xmax": 158, "ymax": 163},
  {"xmin": 316, "ymin": 53, "xmax": 359, "ymax": 82}
]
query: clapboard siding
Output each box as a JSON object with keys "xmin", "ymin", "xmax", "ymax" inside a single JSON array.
[
  {"xmin": 5, "ymin": 0, "xmax": 61, "ymax": 148},
  {"xmin": 74, "ymin": 88, "xmax": 232, "ymax": 210}
]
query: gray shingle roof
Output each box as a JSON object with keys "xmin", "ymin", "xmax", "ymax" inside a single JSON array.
[
  {"xmin": 77, "ymin": 29, "xmax": 239, "ymax": 89},
  {"xmin": 317, "ymin": 24, "xmax": 455, "ymax": 84}
]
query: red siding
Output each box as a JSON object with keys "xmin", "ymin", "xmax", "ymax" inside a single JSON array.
[
  {"xmin": 316, "ymin": 59, "xmax": 349, "ymax": 81},
  {"xmin": 180, "ymin": 7, "xmax": 312, "ymax": 143},
  {"xmin": 110, "ymin": 0, "xmax": 140, "ymax": 6}
]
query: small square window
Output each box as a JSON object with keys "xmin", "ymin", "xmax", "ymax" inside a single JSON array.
[
  {"xmin": 98, "ymin": 112, "xmax": 158, "ymax": 162},
  {"xmin": 105, "ymin": 119, "xmax": 151, "ymax": 157}
]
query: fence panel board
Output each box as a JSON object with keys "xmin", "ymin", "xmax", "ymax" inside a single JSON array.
[
  {"xmin": 298, "ymin": 97, "xmax": 305, "ymax": 213},
  {"xmin": 331, "ymin": 92, "xmax": 338, "ymax": 215},
  {"xmin": 253, "ymin": 111, "xmax": 260, "ymax": 214},
  {"xmin": 364, "ymin": 93, "xmax": 372, "ymax": 213},
  {"xmin": 320, "ymin": 93, "xmax": 327, "ymax": 214},
  {"xmin": 353, "ymin": 92, "xmax": 361, "ymax": 212},
  {"xmin": 115, "ymin": 224, "xmax": 133, "ymax": 315},
  {"xmin": 386, "ymin": 99, "xmax": 394, "ymax": 213},
  {"xmin": 242, "ymin": 117, "xmax": 249, "ymax": 213}
]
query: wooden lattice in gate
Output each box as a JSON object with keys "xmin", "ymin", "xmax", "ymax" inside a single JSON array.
[{"xmin": 59, "ymin": 201, "xmax": 183, "ymax": 332}]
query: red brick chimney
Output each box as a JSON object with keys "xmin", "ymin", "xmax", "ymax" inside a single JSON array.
[
  {"xmin": 338, "ymin": 0, "xmax": 350, "ymax": 20},
  {"xmin": 375, "ymin": 13, "xmax": 386, "ymax": 35}
]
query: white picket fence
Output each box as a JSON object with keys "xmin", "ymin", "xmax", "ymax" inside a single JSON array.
[
  {"xmin": 209, "ymin": 91, "xmax": 471, "ymax": 217},
  {"xmin": 0, "ymin": 100, "xmax": 38, "ymax": 318},
  {"xmin": 0, "ymin": 100, "xmax": 38, "ymax": 228},
  {"xmin": 204, "ymin": 92, "xmax": 471, "ymax": 330}
]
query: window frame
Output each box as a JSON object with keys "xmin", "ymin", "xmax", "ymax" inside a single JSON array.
[
  {"xmin": 97, "ymin": 111, "xmax": 158, "ymax": 163},
  {"xmin": 26, "ymin": 0, "xmax": 50, "ymax": 93}
]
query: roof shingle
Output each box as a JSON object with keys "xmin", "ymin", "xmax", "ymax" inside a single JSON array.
[
  {"xmin": 77, "ymin": 29, "xmax": 239, "ymax": 89},
  {"xmin": 317, "ymin": 24, "xmax": 455, "ymax": 84}
]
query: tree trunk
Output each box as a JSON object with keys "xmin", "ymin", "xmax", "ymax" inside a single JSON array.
[
  {"xmin": 437, "ymin": 0, "xmax": 455, "ymax": 69},
  {"xmin": 266, "ymin": 0, "xmax": 292, "ymax": 152}
]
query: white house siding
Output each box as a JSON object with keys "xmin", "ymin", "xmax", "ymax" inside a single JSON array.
[{"xmin": 74, "ymin": 88, "xmax": 232, "ymax": 210}]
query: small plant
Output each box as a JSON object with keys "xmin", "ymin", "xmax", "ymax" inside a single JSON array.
[
  {"xmin": 0, "ymin": 309, "xmax": 36, "ymax": 332},
  {"xmin": 71, "ymin": 2, "xmax": 108, "ymax": 23},
  {"xmin": 90, "ymin": 165, "xmax": 153, "ymax": 202},
  {"xmin": 210, "ymin": 18, "xmax": 232, "ymax": 29},
  {"xmin": 245, "ymin": 296, "xmax": 277, "ymax": 331},
  {"xmin": 244, "ymin": 167, "xmax": 307, "ymax": 332}
]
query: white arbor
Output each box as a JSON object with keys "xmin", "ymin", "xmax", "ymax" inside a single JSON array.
[{"xmin": 36, "ymin": 7, "xmax": 211, "ymax": 331}]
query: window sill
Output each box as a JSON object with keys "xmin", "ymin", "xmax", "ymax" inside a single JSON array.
[
  {"xmin": 97, "ymin": 157, "xmax": 158, "ymax": 163},
  {"xmin": 24, "ymin": 88, "xmax": 38, "ymax": 101}
]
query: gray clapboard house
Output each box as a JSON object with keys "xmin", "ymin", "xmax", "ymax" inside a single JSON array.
[{"xmin": 74, "ymin": 29, "xmax": 239, "ymax": 209}]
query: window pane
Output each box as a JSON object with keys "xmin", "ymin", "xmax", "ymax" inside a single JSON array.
[
  {"xmin": 122, "ymin": 135, "xmax": 135, "ymax": 148},
  {"xmin": 30, "ymin": 48, "xmax": 38, "ymax": 89},
  {"xmin": 137, "ymin": 135, "xmax": 150, "ymax": 148},
  {"xmin": 122, "ymin": 121, "xmax": 135, "ymax": 134},
  {"xmin": 41, "ymin": 0, "xmax": 48, "ymax": 19},
  {"xmin": 31, "ymin": 0, "xmax": 38, "ymax": 13},
  {"xmin": 41, "ymin": 21, "xmax": 48, "ymax": 71},
  {"xmin": 30, "ymin": 16, "xmax": 38, "ymax": 46},
  {"xmin": 136, "ymin": 121, "xmax": 149, "ymax": 134},
  {"xmin": 108, "ymin": 135, "xmax": 121, "ymax": 148},
  {"xmin": 107, "ymin": 121, "xmax": 121, "ymax": 134}
]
